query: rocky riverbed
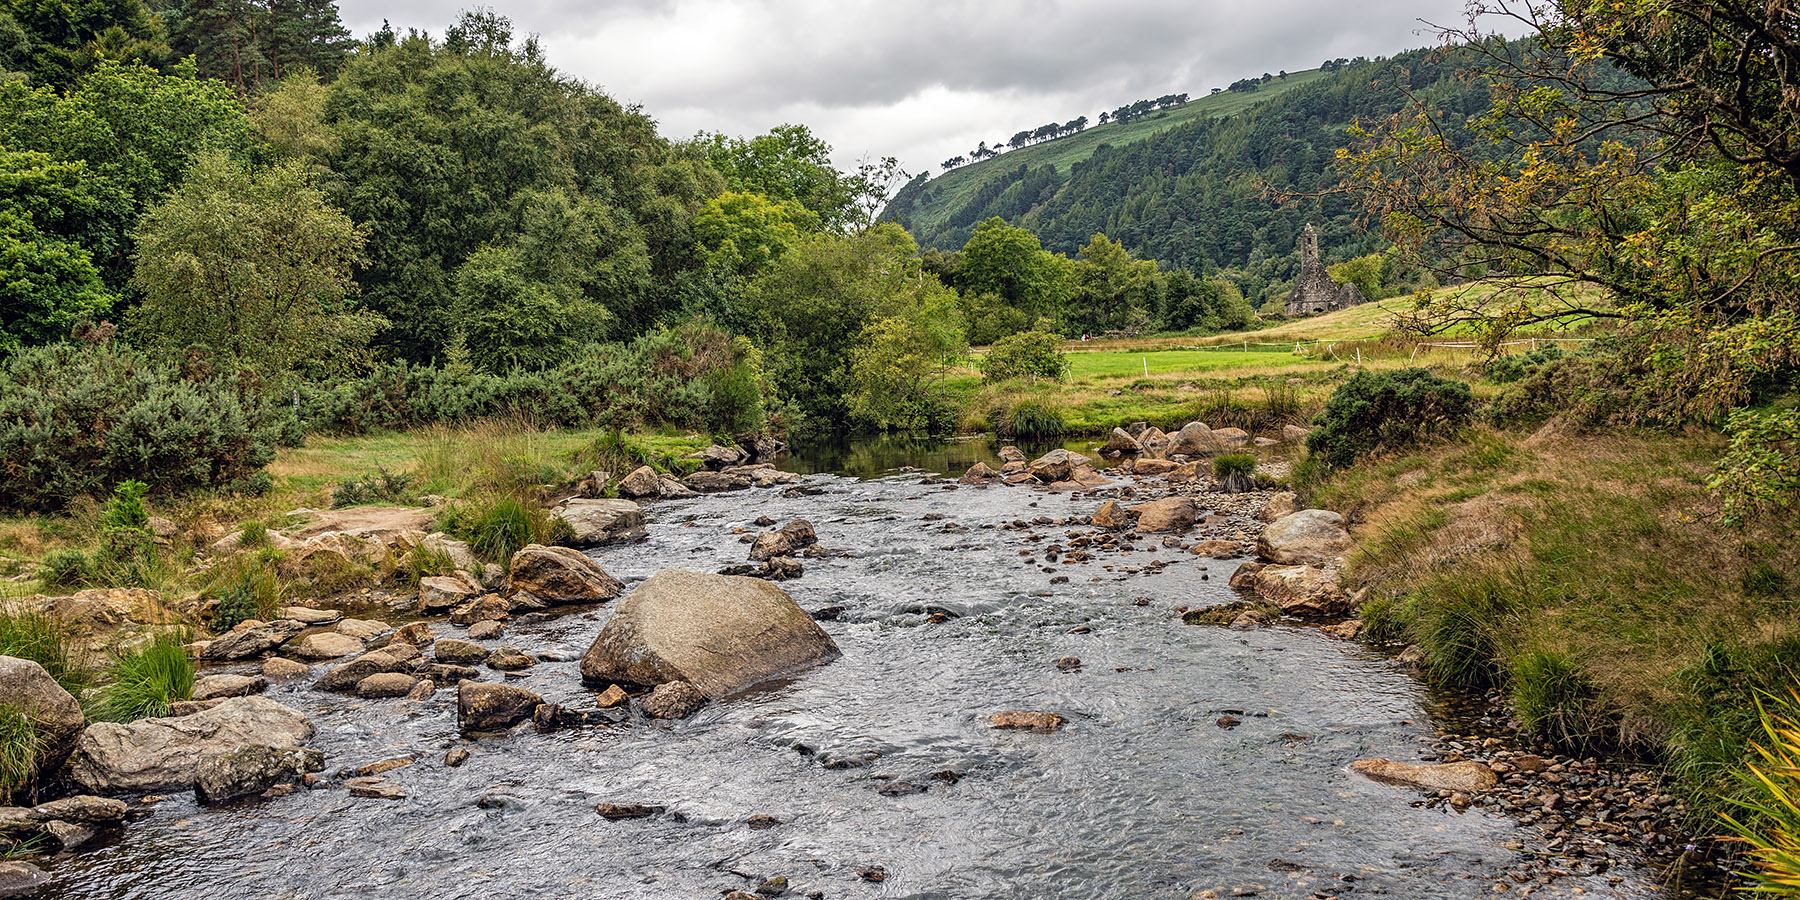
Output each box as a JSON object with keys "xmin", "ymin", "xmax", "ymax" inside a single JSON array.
[{"xmin": 11, "ymin": 442, "xmax": 1701, "ymax": 899}]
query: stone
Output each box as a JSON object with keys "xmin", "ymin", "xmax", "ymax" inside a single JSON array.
[
  {"xmin": 466, "ymin": 620, "xmax": 504, "ymax": 640},
  {"xmin": 959, "ymin": 462, "xmax": 1001, "ymax": 484},
  {"xmin": 433, "ymin": 638, "xmax": 489, "ymax": 665},
  {"xmin": 594, "ymin": 684, "xmax": 629, "ymax": 708},
  {"xmin": 998, "ymin": 446, "xmax": 1027, "ymax": 463},
  {"xmin": 444, "ymin": 747, "xmax": 470, "ymax": 767},
  {"xmin": 988, "ymin": 711, "xmax": 1064, "ymax": 733},
  {"xmin": 280, "ymin": 606, "xmax": 341, "ymax": 625},
  {"xmin": 1168, "ymin": 422, "xmax": 1218, "ymax": 456},
  {"xmin": 389, "ymin": 621, "xmax": 436, "ymax": 648},
  {"xmin": 485, "ymin": 648, "xmax": 532, "ymax": 671},
  {"xmin": 419, "ymin": 575, "xmax": 477, "ymax": 612},
  {"xmin": 693, "ymin": 444, "xmax": 748, "ymax": 469},
  {"xmin": 596, "ymin": 802, "xmax": 663, "ymax": 820},
  {"xmin": 67, "ymin": 696, "xmax": 314, "ymax": 794},
  {"xmin": 504, "ymin": 544, "xmax": 623, "ymax": 607},
  {"xmin": 683, "ymin": 471, "xmax": 751, "ymax": 492},
  {"xmin": 294, "ymin": 631, "xmax": 365, "ymax": 660},
  {"xmin": 657, "ymin": 476, "xmax": 699, "ymax": 499},
  {"xmin": 1130, "ymin": 497, "xmax": 1198, "ymax": 533},
  {"xmin": 1282, "ymin": 424, "xmax": 1312, "ymax": 443},
  {"xmin": 1242, "ymin": 564, "xmax": 1351, "ymax": 617},
  {"xmin": 749, "ymin": 531, "xmax": 794, "ymax": 561},
  {"xmin": 356, "ymin": 673, "xmax": 419, "ymax": 698},
  {"xmin": 419, "ymin": 663, "xmax": 482, "ymax": 683},
  {"xmin": 553, "ymin": 499, "xmax": 647, "ymax": 546},
  {"xmin": 1321, "ymin": 619, "xmax": 1362, "ymax": 640},
  {"xmin": 1350, "ymin": 759, "xmax": 1498, "ymax": 792},
  {"xmin": 1211, "ymin": 427, "xmax": 1251, "ymax": 447},
  {"xmin": 31, "ymin": 796, "xmax": 124, "ymax": 825},
  {"xmin": 314, "ymin": 650, "xmax": 414, "ymax": 693},
  {"xmin": 334, "ymin": 618, "xmax": 387, "ymax": 641},
  {"xmin": 640, "ymin": 681, "xmax": 706, "ymax": 719},
  {"xmin": 778, "ymin": 519, "xmax": 817, "ymax": 547},
  {"xmin": 450, "ymin": 596, "xmax": 509, "ymax": 625},
  {"xmin": 191, "ymin": 674, "xmax": 266, "ymax": 702},
  {"xmin": 1101, "ymin": 427, "xmax": 1145, "ymax": 456},
  {"xmin": 0, "ymin": 656, "xmax": 85, "ymax": 779},
  {"xmin": 1132, "ymin": 458, "xmax": 1178, "ymax": 476},
  {"xmin": 617, "ymin": 465, "xmax": 662, "ymax": 499},
  {"xmin": 1257, "ymin": 509, "xmax": 1352, "ymax": 565},
  {"xmin": 1188, "ymin": 540, "xmax": 1242, "ymax": 559},
  {"xmin": 1285, "ymin": 223, "xmax": 1367, "ymax": 315},
  {"xmin": 1055, "ymin": 656, "xmax": 1082, "ymax": 672},
  {"xmin": 749, "ymin": 469, "xmax": 800, "ymax": 488},
  {"xmin": 0, "ymin": 861, "xmax": 48, "ymax": 896},
  {"xmin": 193, "ymin": 745, "xmax": 324, "ymax": 804},
  {"xmin": 580, "ymin": 570, "xmax": 841, "ymax": 699},
  {"xmin": 1091, "ymin": 500, "xmax": 1132, "ymax": 530},
  {"xmin": 200, "ymin": 619, "xmax": 305, "ymax": 661},
  {"xmin": 457, "ymin": 682, "xmax": 543, "ymax": 733},
  {"xmin": 1258, "ymin": 492, "xmax": 1302, "ymax": 522},
  {"xmin": 1139, "ymin": 426, "xmax": 1171, "ymax": 454},
  {"xmin": 1028, "ymin": 449, "xmax": 1089, "ymax": 483},
  {"xmin": 345, "ymin": 777, "xmax": 405, "ymax": 800},
  {"xmin": 415, "ymin": 532, "xmax": 482, "ymax": 573},
  {"xmin": 165, "ymin": 699, "xmax": 226, "ymax": 716}
]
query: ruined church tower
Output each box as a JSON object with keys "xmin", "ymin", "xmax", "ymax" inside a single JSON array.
[{"xmin": 1284, "ymin": 224, "xmax": 1367, "ymax": 316}]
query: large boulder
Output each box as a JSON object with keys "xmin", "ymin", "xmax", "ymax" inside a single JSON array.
[
  {"xmin": 1236, "ymin": 563, "xmax": 1351, "ymax": 617},
  {"xmin": 1212, "ymin": 427, "xmax": 1251, "ymax": 447},
  {"xmin": 193, "ymin": 745, "xmax": 324, "ymax": 804},
  {"xmin": 293, "ymin": 630, "xmax": 365, "ymax": 660},
  {"xmin": 504, "ymin": 545, "xmax": 623, "ymax": 607},
  {"xmin": 683, "ymin": 471, "xmax": 751, "ymax": 493},
  {"xmin": 1168, "ymin": 422, "xmax": 1217, "ymax": 456},
  {"xmin": 692, "ymin": 444, "xmax": 748, "ymax": 470},
  {"xmin": 0, "ymin": 657, "xmax": 85, "ymax": 780},
  {"xmin": 1100, "ymin": 428, "xmax": 1144, "ymax": 457},
  {"xmin": 617, "ymin": 466, "xmax": 662, "ymax": 499},
  {"xmin": 314, "ymin": 649, "xmax": 415, "ymax": 693},
  {"xmin": 1257, "ymin": 509, "xmax": 1352, "ymax": 565},
  {"xmin": 1258, "ymin": 492, "xmax": 1302, "ymax": 522},
  {"xmin": 200, "ymin": 619, "xmax": 305, "ymax": 661},
  {"xmin": 1028, "ymin": 449, "xmax": 1089, "ymax": 483},
  {"xmin": 553, "ymin": 499, "xmax": 647, "ymax": 546},
  {"xmin": 1351, "ymin": 759, "xmax": 1498, "ymax": 792},
  {"xmin": 457, "ymin": 682, "xmax": 543, "ymax": 733},
  {"xmin": 66, "ymin": 696, "xmax": 314, "ymax": 794},
  {"xmin": 418, "ymin": 575, "xmax": 477, "ymax": 613},
  {"xmin": 580, "ymin": 570, "xmax": 840, "ymax": 698},
  {"xmin": 1129, "ymin": 497, "xmax": 1198, "ymax": 533}
]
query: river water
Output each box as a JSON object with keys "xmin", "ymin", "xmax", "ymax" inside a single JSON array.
[{"xmin": 39, "ymin": 449, "xmax": 1667, "ymax": 900}]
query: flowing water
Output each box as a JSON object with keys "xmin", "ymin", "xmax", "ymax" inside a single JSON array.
[{"xmin": 38, "ymin": 452, "xmax": 1668, "ymax": 900}]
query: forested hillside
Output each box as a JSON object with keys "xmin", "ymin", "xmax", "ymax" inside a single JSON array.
[{"xmin": 884, "ymin": 47, "xmax": 1493, "ymax": 308}]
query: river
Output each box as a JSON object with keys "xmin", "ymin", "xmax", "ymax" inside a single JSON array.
[{"xmin": 38, "ymin": 442, "xmax": 1669, "ymax": 900}]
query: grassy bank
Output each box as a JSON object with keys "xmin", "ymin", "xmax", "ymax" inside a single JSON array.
[{"xmin": 1308, "ymin": 425, "xmax": 1800, "ymax": 823}]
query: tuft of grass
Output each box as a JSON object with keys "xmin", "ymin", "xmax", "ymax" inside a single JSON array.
[
  {"xmin": 1722, "ymin": 689, "xmax": 1800, "ymax": 895},
  {"xmin": 439, "ymin": 495, "xmax": 570, "ymax": 567},
  {"xmin": 87, "ymin": 631, "xmax": 194, "ymax": 722},
  {"xmin": 39, "ymin": 548, "xmax": 91, "ymax": 590},
  {"xmin": 992, "ymin": 399, "xmax": 1068, "ymax": 439},
  {"xmin": 1214, "ymin": 452, "xmax": 1257, "ymax": 493},
  {"xmin": 1508, "ymin": 646, "xmax": 1605, "ymax": 750},
  {"xmin": 0, "ymin": 604, "xmax": 90, "ymax": 696},
  {"xmin": 206, "ymin": 554, "xmax": 282, "ymax": 632},
  {"xmin": 1408, "ymin": 576, "xmax": 1515, "ymax": 688},
  {"xmin": 401, "ymin": 543, "xmax": 457, "ymax": 587},
  {"xmin": 0, "ymin": 705, "xmax": 44, "ymax": 805}
]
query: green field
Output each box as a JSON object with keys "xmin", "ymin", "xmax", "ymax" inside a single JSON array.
[{"xmin": 1063, "ymin": 346, "xmax": 1317, "ymax": 379}]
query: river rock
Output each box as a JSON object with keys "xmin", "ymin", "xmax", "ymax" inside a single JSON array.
[
  {"xmin": 1351, "ymin": 759, "xmax": 1498, "ymax": 792},
  {"xmin": 457, "ymin": 682, "xmax": 543, "ymax": 732},
  {"xmin": 1139, "ymin": 426, "xmax": 1170, "ymax": 455},
  {"xmin": 1259, "ymin": 492, "xmax": 1302, "ymax": 522},
  {"xmin": 748, "ymin": 519, "xmax": 817, "ymax": 561},
  {"xmin": 1241, "ymin": 564, "xmax": 1350, "ymax": 617},
  {"xmin": 334, "ymin": 618, "xmax": 388, "ymax": 641},
  {"xmin": 466, "ymin": 620, "xmax": 504, "ymax": 640},
  {"xmin": 1168, "ymin": 421, "xmax": 1218, "ymax": 456},
  {"xmin": 640, "ymin": 681, "xmax": 706, "ymax": 719},
  {"xmin": 390, "ymin": 621, "xmax": 436, "ymax": 648},
  {"xmin": 595, "ymin": 684, "xmax": 629, "ymax": 708},
  {"xmin": 1130, "ymin": 497, "xmax": 1198, "ymax": 533},
  {"xmin": 191, "ymin": 674, "xmax": 266, "ymax": 701},
  {"xmin": 414, "ymin": 531, "xmax": 482, "ymax": 573},
  {"xmin": 0, "ymin": 861, "xmax": 48, "ymax": 896},
  {"xmin": 998, "ymin": 445, "xmax": 1027, "ymax": 463},
  {"xmin": 1028, "ymin": 449, "xmax": 1088, "ymax": 483},
  {"xmin": 1132, "ymin": 458, "xmax": 1178, "ymax": 476},
  {"xmin": 260, "ymin": 658, "xmax": 310, "ymax": 682},
  {"xmin": 1282, "ymin": 424, "xmax": 1312, "ymax": 443},
  {"xmin": 1091, "ymin": 500, "xmax": 1131, "ymax": 530},
  {"xmin": 580, "ymin": 570, "xmax": 840, "ymax": 698},
  {"xmin": 1188, "ymin": 540, "xmax": 1242, "ymax": 558},
  {"xmin": 693, "ymin": 444, "xmax": 747, "ymax": 469},
  {"xmin": 67, "ymin": 696, "xmax": 314, "ymax": 794},
  {"xmin": 485, "ymin": 648, "xmax": 532, "ymax": 671},
  {"xmin": 988, "ymin": 711, "xmax": 1065, "ymax": 732},
  {"xmin": 434, "ymin": 638, "xmax": 488, "ymax": 665},
  {"xmin": 503, "ymin": 544, "xmax": 623, "ymax": 607},
  {"xmin": 31, "ymin": 796, "xmax": 126, "ymax": 825},
  {"xmin": 294, "ymin": 631, "xmax": 364, "ymax": 660},
  {"xmin": 419, "ymin": 575, "xmax": 477, "ymax": 612},
  {"xmin": 0, "ymin": 656, "xmax": 85, "ymax": 780},
  {"xmin": 1212, "ymin": 427, "xmax": 1251, "ymax": 446},
  {"xmin": 1101, "ymin": 427, "xmax": 1145, "ymax": 456},
  {"xmin": 280, "ymin": 606, "xmax": 341, "ymax": 625},
  {"xmin": 960, "ymin": 462, "xmax": 1001, "ymax": 484},
  {"xmin": 193, "ymin": 745, "xmax": 324, "ymax": 804},
  {"xmin": 314, "ymin": 649, "xmax": 414, "ymax": 693},
  {"xmin": 1257, "ymin": 509, "xmax": 1352, "ymax": 565},
  {"xmin": 657, "ymin": 475, "xmax": 699, "ymax": 499},
  {"xmin": 683, "ymin": 470, "xmax": 751, "ymax": 492},
  {"xmin": 553, "ymin": 499, "xmax": 647, "ymax": 547},
  {"xmin": 617, "ymin": 466, "xmax": 662, "ymax": 499},
  {"xmin": 356, "ymin": 673, "xmax": 419, "ymax": 698},
  {"xmin": 450, "ymin": 595, "xmax": 510, "ymax": 624},
  {"xmin": 200, "ymin": 619, "xmax": 305, "ymax": 661}
]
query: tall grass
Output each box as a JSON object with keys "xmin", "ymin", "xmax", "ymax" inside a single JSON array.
[
  {"xmin": 0, "ymin": 603, "xmax": 89, "ymax": 696},
  {"xmin": 990, "ymin": 399, "xmax": 1068, "ymax": 438},
  {"xmin": 0, "ymin": 705, "xmax": 44, "ymax": 804},
  {"xmin": 88, "ymin": 631, "xmax": 195, "ymax": 722},
  {"xmin": 1722, "ymin": 690, "xmax": 1800, "ymax": 895}
]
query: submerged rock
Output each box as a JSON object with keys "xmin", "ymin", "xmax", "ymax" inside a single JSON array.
[
  {"xmin": 457, "ymin": 682, "xmax": 542, "ymax": 733},
  {"xmin": 193, "ymin": 745, "xmax": 324, "ymax": 804},
  {"xmin": 579, "ymin": 570, "xmax": 840, "ymax": 698},
  {"xmin": 640, "ymin": 681, "xmax": 706, "ymax": 719},
  {"xmin": 988, "ymin": 711, "xmax": 1065, "ymax": 733},
  {"xmin": 1351, "ymin": 759, "xmax": 1498, "ymax": 792},
  {"xmin": 67, "ymin": 696, "xmax": 314, "ymax": 794}
]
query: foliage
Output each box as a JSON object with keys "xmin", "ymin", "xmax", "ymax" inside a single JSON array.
[
  {"xmin": 1304, "ymin": 369, "xmax": 1474, "ymax": 469},
  {"xmin": 331, "ymin": 465, "xmax": 414, "ymax": 508},
  {"xmin": 0, "ymin": 603, "xmax": 89, "ymax": 696},
  {"xmin": 165, "ymin": 0, "xmax": 354, "ymax": 91},
  {"xmin": 1722, "ymin": 690, "xmax": 1800, "ymax": 896},
  {"xmin": 846, "ymin": 285, "xmax": 967, "ymax": 432},
  {"xmin": 1484, "ymin": 346, "xmax": 1566, "ymax": 384},
  {"xmin": 1710, "ymin": 407, "xmax": 1800, "ymax": 527},
  {"xmin": 40, "ymin": 549, "xmax": 91, "ymax": 590},
  {"xmin": 0, "ymin": 343, "xmax": 281, "ymax": 512},
  {"xmin": 95, "ymin": 479, "xmax": 156, "ymax": 587},
  {"xmin": 692, "ymin": 190, "xmax": 809, "ymax": 278},
  {"xmin": 207, "ymin": 555, "xmax": 281, "ymax": 632},
  {"xmin": 990, "ymin": 399, "xmax": 1068, "ymax": 439},
  {"xmin": 983, "ymin": 330, "xmax": 1067, "ymax": 383},
  {"xmin": 88, "ymin": 631, "xmax": 193, "ymax": 722},
  {"xmin": 0, "ymin": 151, "xmax": 120, "ymax": 355},
  {"xmin": 0, "ymin": 705, "xmax": 42, "ymax": 805},
  {"xmin": 439, "ymin": 495, "xmax": 568, "ymax": 566},
  {"xmin": 694, "ymin": 124, "xmax": 853, "ymax": 234},
  {"xmin": 0, "ymin": 0, "xmax": 169, "ymax": 89},
  {"xmin": 1327, "ymin": 253, "xmax": 1386, "ymax": 301},
  {"xmin": 955, "ymin": 217, "xmax": 1071, "ymax": 324},
  {"xmin": 1065, "ymin": 233, "xmax": 1158, "ymax": 334},
  {"xmin": 1214, "ymin": 452, "xmax": 1257, "ymax": 493},
  {"xmin": 1509, "ymin": 647, "xmax": 1604, "ymax": 749}
]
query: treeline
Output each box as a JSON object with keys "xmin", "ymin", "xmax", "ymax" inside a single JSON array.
[{"xmin": 939, "ymin": 92, "xmax": 1194, "ymax": 171}]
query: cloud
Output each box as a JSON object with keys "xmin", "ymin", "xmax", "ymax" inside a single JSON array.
[{"xmin": 336, "ymin": 0, "xmax": 1469, "ymax": 176}]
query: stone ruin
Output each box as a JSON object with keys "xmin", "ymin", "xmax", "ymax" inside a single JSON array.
[{"xmin": 1284, "ymin": 224, "xmax": 1366, "ymax": 316}]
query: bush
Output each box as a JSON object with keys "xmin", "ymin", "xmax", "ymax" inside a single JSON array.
[
  {"xmin": 1710, "ymin": 407, "xmax": 1800, "ymax": 526},
  {"xmin": 0, "ymin": 604, "xmax": 89, "ymax": 696},
  {"xmin": 1305, "ymin": 369, "xmax": 1473, "ymax": 469},
  {"xmin": 1483, "ymin": 346, "xmax": 1566, "ymax": 384},
  {"xmin": 0, "ymin": 344, "xmax": 281, "ymax": 512},
  {"xmin": 207, "ymin": 556, "xmax": 281, "ymax": 632},
  {"xmin": 983, "ymin": 331, "xmax": 1067, "ymax": 383},
  {"xmin": 94, "ymin": 480, "xmax": 158, "ymax": 587},
  {"xmin": 1214, "ymin": 452, "xmax": 1257, "ymax": 493},
  {"xmin": 332, "ymin": 466, "xmax": 415, "ymax": 508},
  {"xmin": 88, "ymin": 631, "xmax": 194, "ymax": 722},
  {"xmin": 39, "ymin": 549, "xmax": 91, "ymax": 590}
]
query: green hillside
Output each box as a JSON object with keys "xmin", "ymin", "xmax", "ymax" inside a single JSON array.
[{"xmin": 895, "ymin": 69, "xmax": 1330, "ymax": 240}]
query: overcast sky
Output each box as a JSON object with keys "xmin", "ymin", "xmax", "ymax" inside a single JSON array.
[{"xmin": 336, "ymin": 0, "xmax": 1473, "ymax": 177}]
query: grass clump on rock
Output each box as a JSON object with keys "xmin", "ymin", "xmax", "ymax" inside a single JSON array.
[
  {"xmin": 1214, "ymin": 453, "xmax": 1257, "ymax": 493},
  {"xmin": 88, "ymin": 631, "xmax": 195, "ymax": 722}
]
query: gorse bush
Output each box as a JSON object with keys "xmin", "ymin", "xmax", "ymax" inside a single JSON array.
[
  {"xmin": 1483, "ymin": 346, "xmax": 1566, "ymax": 384},
  {"xmin": 0, "ymin": 343, "xmax": 281, "ymax": 512},
  {"xmin": 40, "ymin": 549, "xmax": 91, "ymax": 590},
  {"xmin": 1304, "ymin": 369, "xmax": 1473, "ymax": 470},
  {"xmin": 332, "ymin": 466, "xmax": 415, "ymax": 508},
  {"xmin": 982, "ymin": 331, "xmax": 1067, "ymax": 383},
  {"xmin": 88, "ymin": 631, "xmax": 194, "ymax": 722}
]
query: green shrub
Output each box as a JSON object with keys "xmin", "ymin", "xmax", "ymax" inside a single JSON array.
[
  {"xmin": 100, "ymin": 480, "xmax": 149, "ymax": 531},
  {"xmin": 1356, "ymin": 593, "xmax": 1408, "ymax": 644},
  {"xmin": 40, "ymin": 549, "xmax": 91, "ymax": 590},
  {"xmin": 1483, "ymin": 346, "xmax": 1566, "ymax": 384},
  {"xmin": 1305, "ymin": 369, "xmax": 1474, "ymax": 469},
  {"xmin": 0, "ymin": 344, "xmax": 282, "ymax": 512},
  {"xmin": 1508, "ymin": 647, "xmax": 1605, "ymax": 750},
  {"xmin": 402, "ymin": 544, "xmax": 457, "ymax": 586},
  {"xmin": 0, "ymin": 604, "xmax": 89, "ymax": 696},
  {"xmin": 88, "ymin": 632, "xmax": 194, "ymax": 722},
  {"xmin": 1710, "ymin": 407, "xmax": 1800, "ymax": 527},
  {"xmin": 1669, "ymin": 636, "xmax": 1800, "ymax": 819},
  {"xmin": 991, "ymin": 399, "xmax": 1067, "ymax": 438},
  {"xmin": 238, "ymin": 519, "xmax": 269, "ymax": 549},
  {"xmin": 982, "ymin": 331, "xmax": 1067, "ymax": 383},
  {"xmin": 207, "ymin": 556, "xmax": 281, "ymax": 632},
  {"xmin": 0, "ymin": 706, "xmax": 43, "ymax": 805},
  {"xmin": 94, "ymin": 480, "xmax": 159, "ymax": 587},
  {"xmin": 331, "ymin": 466, "xmax": 416, "ymax": 508},
  {"xmin": 1214, "ymin": 452, "xmax": 1257, "ymax": 493}
]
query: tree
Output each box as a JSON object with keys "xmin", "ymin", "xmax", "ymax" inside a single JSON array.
[
  {"xmin": 696, "ymin": 123, "xmax": 857, "ymax": 233},
  {"xmin": 0, "ymin": 151, "xmax": 121, "ymax": 352},
  {"xmin": 957, "ymin": 217, "xmax": 1071, "ymax": 321},
  {"xmin": 128, "ymin": 152, "xmax": 378, "ymax": 377},
  {"xmin": 847, "ymin": 283, "xmax": 966, "ymax": 431},
  {"xmin": 2, "ymin": 0, "xmax": 169, "ymax": 88},
  {"xmin": 1067, "ymin": 232, "xmax": 1157, "ymax": 333},
  {"xmin": 982, "ymin": 329, "xmax": 1066, "ymax": 382},
  {"xmin": 692, "ymin": 190, "xmax": 807, "ymax": 279}
]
